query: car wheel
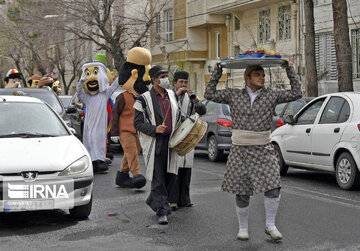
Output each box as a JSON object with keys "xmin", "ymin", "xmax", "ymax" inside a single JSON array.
[
  {"xmin": 335, "ymin": 152, "xmax": 360, "ymax": 190},
  {"xmin": 69, "ymin": 197, "xmax": 92, "ymax": 219},
  {"xmin": 207, "ymin": 135, "xmax": 223, "ymax": 162},
  {"xmin": 274, "ymin": 144, "xmax": 288, "ymax": 176}
]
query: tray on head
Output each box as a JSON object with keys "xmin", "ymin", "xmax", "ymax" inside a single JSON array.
[{"xmin": 220, "ymin": 58, "xmax": 286, "ymax": 69}]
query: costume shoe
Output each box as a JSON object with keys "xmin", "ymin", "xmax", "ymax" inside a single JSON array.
[
  {"xmin": 132, "ymin": 174, "xmax": 146, "ymax": 189},
  {"xmin": 115, "ymin": 171, "xmax": 133, "ymax": 188},
  {"xmin": 93, "ymin": 160, "xmax": 109, "ymax": 173},
  {"xmin": 265, "ymin": 227, "xmax": 283, "ymax": 241}
]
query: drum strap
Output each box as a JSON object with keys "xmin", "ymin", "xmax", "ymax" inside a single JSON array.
[{"xmin": 232, "ymin": 129, "xmax": 270, "ymax": 146}]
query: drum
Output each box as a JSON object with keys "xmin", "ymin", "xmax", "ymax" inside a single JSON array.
[{"xmin": 169, "ymin": 113, "xmax": 208, "ymax": 156}]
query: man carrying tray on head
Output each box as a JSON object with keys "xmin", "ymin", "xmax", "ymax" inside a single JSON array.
[{"xmin": 204, "ymin": 60, "xmax": 302, "ymax": 241}]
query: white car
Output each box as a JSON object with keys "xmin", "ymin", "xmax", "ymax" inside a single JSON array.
[
  {"xmin": 0, "ymin": 95, "xmax": 93, "ymax": 218},
  {"xmin": 271, "ymin": 92, "xmax": 360, "ymax": 190}
]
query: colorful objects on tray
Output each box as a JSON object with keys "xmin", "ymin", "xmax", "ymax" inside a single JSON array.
[{"xmin": 233, "ymin": 48, "xmax": 281, "ymax": 59}]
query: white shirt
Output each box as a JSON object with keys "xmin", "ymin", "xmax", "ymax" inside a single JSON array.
[{"xmin": 246, "ymin": 85, "xmax": 263, "ymax": 108}]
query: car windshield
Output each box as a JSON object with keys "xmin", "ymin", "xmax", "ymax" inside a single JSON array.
[
  {"xmin": 222, "ymin": 104, "xmax": 231, "ymax": 116},
  {"xmin": 28, "ymin": 92, "xmax": 63, "ymax": 114},
  {"xmin": 0, "ymin": 102, "xmax": 69, "ymax": 138}
]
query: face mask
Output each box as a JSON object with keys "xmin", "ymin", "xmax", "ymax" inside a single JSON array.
[{"xmin": 158, "ymin": 77, "xmax": 170, "ymax": 89}]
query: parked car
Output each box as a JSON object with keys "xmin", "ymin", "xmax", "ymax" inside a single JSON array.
[
  {"xmin": 0, "ymin": 95, "xmax": 93, "ymax": 218},
  {"xmin": 59, "ymin": 95, "xmax": 73, "ymax": 109},
  {"xmin": 195, "ymin": 100, "xmax": 232, "ymax": 161},
  {"xmin": 0, "ymin": 88, "xmax": 73, "ymax": 130},
  {"xmin": 272, "ymin": 97, "xmax": 314, "ymax": 131},
  {"xmin": 271, "ymin": 92, "xmax": 360, "ymax": 190},
  {"xmin": 68, "ymin": 93, "xmax": 85, "ymax": 141}
]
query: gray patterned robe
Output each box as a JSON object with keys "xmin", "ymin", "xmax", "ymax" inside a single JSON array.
[{"xmin": 204, "ymin": 67, "xmax": 302, "ymax": 195}]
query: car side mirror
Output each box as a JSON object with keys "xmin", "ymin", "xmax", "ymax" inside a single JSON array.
[
  {"xmin": 285, "ymin": 115, "xmax": 295, "ymax": 125},
  {"xmin": 66, "ymin": 106, "xmax": 77, "ymax": 114}
]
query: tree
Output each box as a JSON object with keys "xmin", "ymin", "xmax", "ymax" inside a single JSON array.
[
  {"xmin": 332, "ymin": 0, "xmax": 353, "ymax": 92},
  {"xmin": 304, "ymin": 0, "xmax": 318, "ymax": 97},
  {"xmin": 48, "ymin": 0, "xmax": 168, "ymax": 73}
]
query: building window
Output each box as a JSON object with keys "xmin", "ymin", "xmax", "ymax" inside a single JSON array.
[
  {"xmin": 315, "ymin": 33, "xmax": 338, "ymax": 81},
  {"xmin": 233, "ymin": 45, "xmax": 240, "ymax": 57},
  {"xmin": 165, "ymin": 9, "xmax": 173, "ymax": 42},
  {"xmin": 258, "ymin": 9, "xmax": 270, "ymax": 44},
  {"xmin": 351, "ymin": 29, "xmax": 360, "ymax": 78},
  {"xmin": 215, "ymin": 32, "xmax": 220, "ymax": 59},
  {"xmin": 234, "ymin": 16, "xmax": 240, "ymax": 31},
  {"xmin": 155, "ymin": 14, "xmax": 161, "ymax": 44},
  {"xmin": 278, "ymin": 5, "xmax": 291, "ymax": 41}
]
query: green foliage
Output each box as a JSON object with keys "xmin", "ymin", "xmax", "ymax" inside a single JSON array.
[{"xmin": 0, "ymin": 0, "xmax": 6, "ymax": 5}]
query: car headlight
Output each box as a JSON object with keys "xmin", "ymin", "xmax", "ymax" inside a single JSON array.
[{"xmin": 59, "ymin": 156, "xmax": 90, "ymax": 176}]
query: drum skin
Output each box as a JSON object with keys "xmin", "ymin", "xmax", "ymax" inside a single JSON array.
[{"xmin": 169, "ymin": 114, "xmax": 208, "ymax": 156}]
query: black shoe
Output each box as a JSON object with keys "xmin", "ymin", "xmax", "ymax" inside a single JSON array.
[
  {"xmin": 132, "ymin": 174, "xmax": 146, "ymax": 189},
  {"xmin": 106, "ymin": 152, "xmax": 114, "ymax": 160},
  {"xmin": 115, "ymin": 171, "xmax": 133, "ymax": 188},
  {"xmin": 93, "ymin": 160, "xmax": 109, "ymax": 173}
]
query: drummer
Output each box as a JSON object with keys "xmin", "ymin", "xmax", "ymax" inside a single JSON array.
[
  {"xmin": 204, "ymin": 61, "xmax": 302, "ymax": 241},
  {"xmin": 168, "ymin": 70, "xmax": 206, "ymax": 210},
  {"xmin": 134, "ymin": 65, "xmax": 182, "ymax": 225}
]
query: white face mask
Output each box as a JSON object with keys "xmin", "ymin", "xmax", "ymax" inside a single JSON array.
[{"xmin": 158, "ymin": 78, "xmax": 170, "ymax": 89}]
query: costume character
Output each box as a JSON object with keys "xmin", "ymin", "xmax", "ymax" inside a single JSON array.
[
  {"xmin": 134, "ymin": 65, "xmax": 182, "ymax": 225},
  {"xmin": 4, "ymin": 69, "xmax": 24, "ymax": 88},
  {"xmin": 38, "ymin": 72, "xmax": 62, "ymax": 95},
  {"xmin": 27, "ymin": 74, "xmax": 42, "ymax": 88},
  {"xmin": 204, "ymin": 62, "xmax": 302, "ymax": 241},
  {"xmin": 168, "ymin": 70, "xmax": 206, "ymax": 210},
  {"xmin": 111, "ymin": 47, "xmax": 151, "ymax": 189},
  {"xmin": 77, "ymin": 61, "xmax": 119, "ymax": 173}
]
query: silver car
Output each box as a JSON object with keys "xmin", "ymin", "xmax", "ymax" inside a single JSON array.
[{"xmin": 196, "ymin": 100, "xmax": 232, "ymax": 161}]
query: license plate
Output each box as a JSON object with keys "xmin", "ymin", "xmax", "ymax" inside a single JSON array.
[{"xmin": 2, "ymin": 199, "xmax": 54, "ymax": 212}]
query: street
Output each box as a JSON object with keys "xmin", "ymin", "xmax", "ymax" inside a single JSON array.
[{"xmin": 1, "ymin": 151, "xmax": 360, "ymax": 251}]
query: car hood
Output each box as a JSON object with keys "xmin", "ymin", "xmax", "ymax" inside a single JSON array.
[{"xmin": 0, "ymin": 136, "xmax": 87, "ymax": 173}]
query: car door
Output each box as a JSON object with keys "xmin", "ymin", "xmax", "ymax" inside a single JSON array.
[
  {"xmin": 311, "ymin": 96, "xmax": 351, "ymax": 168},
  {"xmin": 283, "ymin": 98, "xmax": 326, "ymax": 164}
]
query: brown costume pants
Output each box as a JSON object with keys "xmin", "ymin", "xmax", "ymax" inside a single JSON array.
[{"xmin": 119, "ymin": 132, "xmax": 141, "ymax": 176}]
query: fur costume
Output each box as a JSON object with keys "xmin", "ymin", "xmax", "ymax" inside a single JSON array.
[
  {"xmin": 38, "ymin": 72, "xmax": 61, "ymax": 95},
  {"xmin": 77, "ymin": 61, "xmax": 119, "ymax": 173},
  {"xmin": 27, "ymin": 74, "xmax": 42, "ymax": 88},
  {"xmin": 4, "ymin": 69, "xmax": 24, "ymax": 88},
  {"xmin": 111, "ymin": 47, "xmax": 151, "ymax": 188}
]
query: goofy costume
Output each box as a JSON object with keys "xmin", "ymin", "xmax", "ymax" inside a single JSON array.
[
  {"xmin": 77, "ymin": 61, "xmax": 119, "ymax": 173},
  {"xmin": 111, "ymin": 47, "xmax": 151, "ymax": 189}
]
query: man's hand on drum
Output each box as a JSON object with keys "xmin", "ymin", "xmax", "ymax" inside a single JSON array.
[{"xmin": 156, "ymin": 125, "xmax": 167, "ymax": 134}]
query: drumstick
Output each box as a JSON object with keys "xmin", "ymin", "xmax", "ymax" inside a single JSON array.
[{"xmin": 162, "ymin": 101, "xmax": 171, "ymax": 126}]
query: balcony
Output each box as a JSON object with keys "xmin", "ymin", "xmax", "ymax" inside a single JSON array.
[{"xmin": 187, "ymin": 0, "xmax": 226, "ymax": 28}]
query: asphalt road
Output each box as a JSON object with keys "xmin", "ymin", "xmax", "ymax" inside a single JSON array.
[{"xmin": 1, "ymin": 151, "xmax": 360, "ymax": 251}]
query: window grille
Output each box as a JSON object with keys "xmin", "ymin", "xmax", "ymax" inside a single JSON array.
[
  {"xmin": 165, "ymin": 9, "xmax": 173, "ymax": 42},
  {"xmin": 258, "ymin": 9, "xmax": 270, "ymax": 44},
  {"xmin": 278, "ymin": 5, "xmax": 291, "ymax": 41},
  {"xmin": 234, "ymin": 16, "xmax": 240, "ymax": 31},
  {"xmin": 351, "ymin": 29, "xmax": 360, "ymax": 79},
  {"xmin": 234, "ymin": 45, "xmax": 240, "ymax": 57},
  {"xmin": 315, "ymin": 33, "xmax": 338, "ymax": 81}
]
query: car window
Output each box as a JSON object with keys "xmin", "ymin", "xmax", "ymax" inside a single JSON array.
[
  {"xmin": 222, "ymin": 104, "xmax": 231, "ymax": 116},
  {"xmin": 206, "ymin": 101, "xmax": 220, "ymax": 115},
  {"xmin": 60, "ymin": 96, "xmax": 72, "ymax": 108},
  {"xmin": 0, "ymin": 102, "xmax": 69, "ymax": 137},
  {"xmin": 296, "ymin": 98, "xmax": 325, "ymax": 125},
  {"xmin": 283, "ymin": 100, "xmax": 305, "ymax": 117},
  {"xmin": 338, "ymin": 101, "xmax": 350, "ymax": 123},
  {"xmin": 319, "ymin": 97, "xmax": 347, "ymax": 124},
  {"xmin": 27, "ymin": 92, "xmax": 63, "ymax": 114},
  {"xmin": 275, "ymin": 103, "xmax": 287, "ymax": 116}
]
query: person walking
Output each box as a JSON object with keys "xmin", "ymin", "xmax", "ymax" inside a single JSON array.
[
  {"xmin": 168, "ymin": 70, "xmax": 206, "ymax": 210},
  {"xmin": 204, "ymin": 61, "xmax": 302, "ymax": 241},
  {"xmin": 134, "ymin": 65, "xmax": 182, "ymax": 225}
]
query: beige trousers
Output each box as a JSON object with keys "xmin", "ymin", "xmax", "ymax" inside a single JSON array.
[{"xmin": 119, "ymin": 132, "xmax": 141, "ymax": 176}]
